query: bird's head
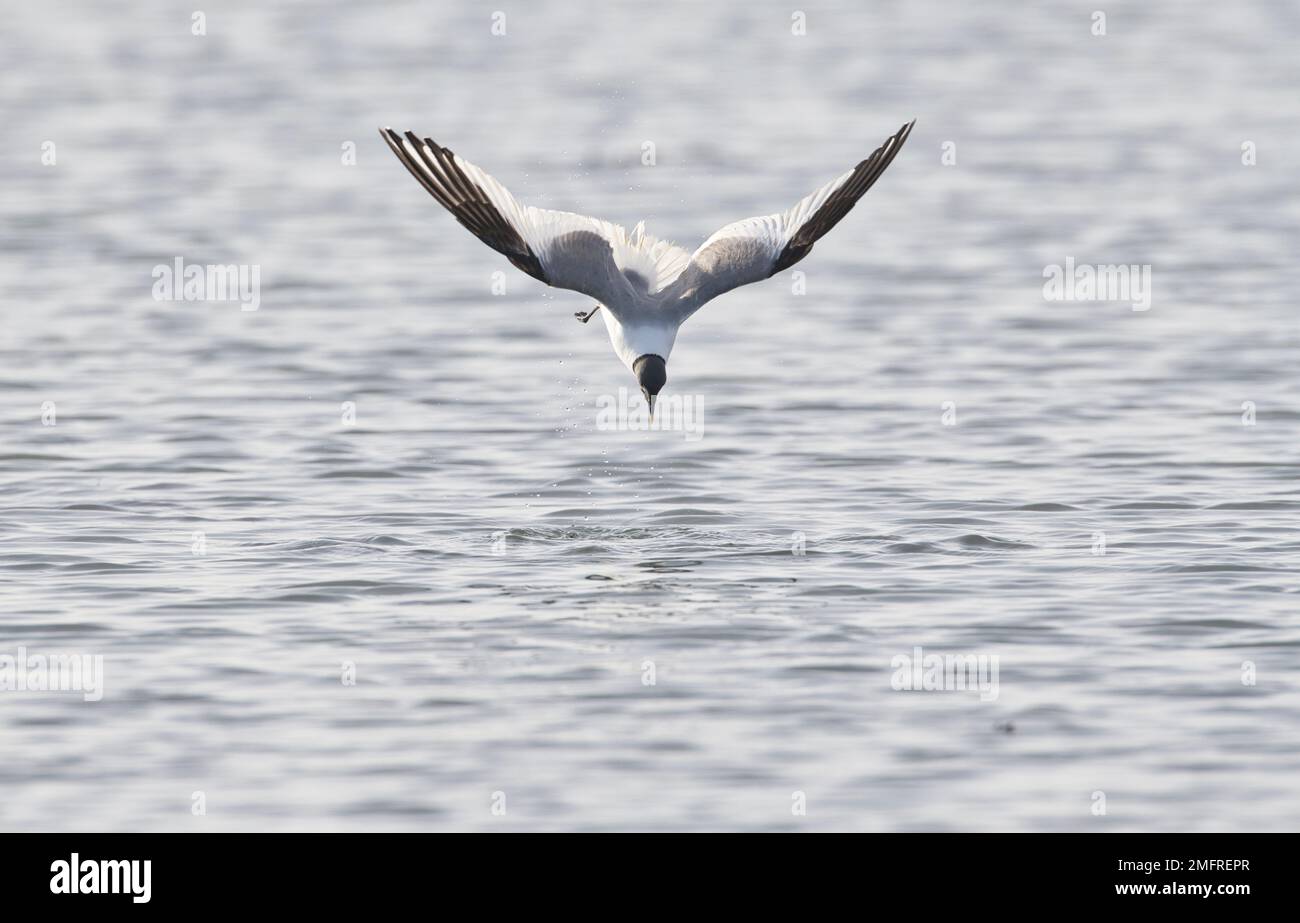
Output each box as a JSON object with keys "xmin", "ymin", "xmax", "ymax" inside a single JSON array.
[{"xmin": 633, "ymin": 354, "xmax": 667, "ymax": 418}]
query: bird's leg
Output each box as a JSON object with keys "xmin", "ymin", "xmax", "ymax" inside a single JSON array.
[{"xmin": 574, "ymin": 303, "xmax": 602, "ymax": 324}]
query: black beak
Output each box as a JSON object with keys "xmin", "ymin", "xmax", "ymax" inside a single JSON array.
[{"xmin": 633, "ymin": 354, "xmax": 667, "ymax": 421}]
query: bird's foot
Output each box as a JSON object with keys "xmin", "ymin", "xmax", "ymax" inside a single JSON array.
[{"xmin": 574, "ymin": 305, "xmax": 602, "ymax": 324}]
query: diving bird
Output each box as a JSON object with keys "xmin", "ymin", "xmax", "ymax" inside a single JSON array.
[{"xmin": 379, "ymin": 121, "xmax": 914, "ymax": 416}]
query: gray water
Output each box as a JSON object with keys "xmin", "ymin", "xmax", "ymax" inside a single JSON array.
[{"xmin": 2, "ymin": 0, "xmax": 1299, "ymax": 831}]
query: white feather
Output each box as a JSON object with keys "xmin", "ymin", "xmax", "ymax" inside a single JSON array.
[{"xmin": 454, "ymin": 152, "xmax": 689, "ymax": 295}]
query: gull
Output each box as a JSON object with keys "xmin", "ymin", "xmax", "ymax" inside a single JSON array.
[{"xmin": 379, "ymin": 120, "xmax": 914, "ymax": 416}]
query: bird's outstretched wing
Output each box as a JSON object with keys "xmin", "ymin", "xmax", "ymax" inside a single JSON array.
[
  {"xmin": 664, "ymin": 120, "xmax": 914, "ymax": 319},
  {"xmin": 379, "ymin": 128, "xmax": 691, "ymax": 309}
]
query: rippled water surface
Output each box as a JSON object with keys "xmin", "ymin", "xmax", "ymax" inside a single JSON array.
[{"xmin": 2, "ymin": 0, "xmax": 1299, "ymax": 830}]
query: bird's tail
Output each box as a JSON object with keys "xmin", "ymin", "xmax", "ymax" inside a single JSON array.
[{"xmin": 608, "ymin": 221, "xmax": 691, "ymax": 294}]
